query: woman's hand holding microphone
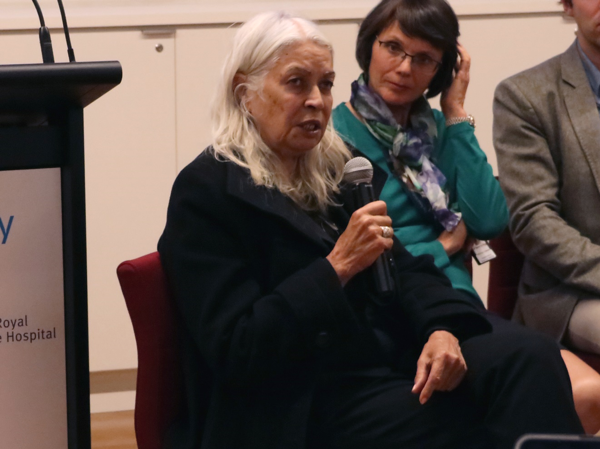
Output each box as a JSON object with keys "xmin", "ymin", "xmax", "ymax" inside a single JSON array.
[{"xmin": 326, "ymin": 201, "xmax": 394, "ymax": 286}]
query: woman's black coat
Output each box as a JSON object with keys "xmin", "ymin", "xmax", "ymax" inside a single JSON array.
[{"xmin": 157, "ymin": 149, "xmax": 491, "ymax": 449}]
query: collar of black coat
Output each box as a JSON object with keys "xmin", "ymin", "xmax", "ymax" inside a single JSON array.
[
  {"xmin": 220, "ymin": 145, "xmax": 389, "ymax": 251},
  {"xmin": 223, "ymin": 156, "xmax": 337, "ymax": 251}
]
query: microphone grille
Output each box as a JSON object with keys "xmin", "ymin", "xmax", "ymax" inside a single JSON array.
[{"xmin": 343, "ymin": 157, "xmax": 373, "ymax": 185}]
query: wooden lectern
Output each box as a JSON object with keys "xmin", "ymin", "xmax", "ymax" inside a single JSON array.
[{"xmin": 0, "ymin": 61, "xmax": 122, "ymax": 449}]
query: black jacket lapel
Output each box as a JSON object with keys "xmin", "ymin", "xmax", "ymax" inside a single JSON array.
[{"xmin": 225, "ymin": 162, "xmax": 336, "ymax": 250}]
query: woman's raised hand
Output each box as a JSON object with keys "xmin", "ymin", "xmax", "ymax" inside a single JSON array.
[
  {"xmin": 440, "ymin": 44, "xmax": 470, "ymax": 120},
  {"xmin": 326, "ymin": 201, "xmax": 394, "ymax": 286}
]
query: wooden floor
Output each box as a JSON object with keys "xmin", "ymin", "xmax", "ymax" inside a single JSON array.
[
  {"xmin": 91, "ymin": 410, "xmax": 137, "ymax": 449},
  {"xmin": 90, "ymin": 409, "xmax": 600, "ymax": 448}
]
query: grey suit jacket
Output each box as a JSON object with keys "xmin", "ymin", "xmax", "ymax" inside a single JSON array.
[{"xmin": 493, "ymin": 42, "xmax": 600, "ymax": 340}]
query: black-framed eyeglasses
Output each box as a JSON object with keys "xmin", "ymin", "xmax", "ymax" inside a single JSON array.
[{"xmin": 376, "ymin": 38, "xmax": 441, "ymax": 74}]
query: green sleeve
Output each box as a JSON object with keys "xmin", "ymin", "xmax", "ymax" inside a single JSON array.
[
  {"xmin": 404, "ymin": 239, "xmax": 451, "ymax": 269},
  {"xmin": 434, "ymin": 111, "xmax": 509, "ymax": 240}
]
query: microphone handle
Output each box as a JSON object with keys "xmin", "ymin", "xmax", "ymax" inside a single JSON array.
[
  {"xmin": 39, "ymin": 26, "xmax": 55, "ymax": 63},
  {"xmin": 352, "ymin": 183, "xmax": 395, "ymax": 298}
]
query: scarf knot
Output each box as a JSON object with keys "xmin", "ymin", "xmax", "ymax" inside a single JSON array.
[{"xmin": 350, "ymin": 74, "xmax": 461, "ymax": 231}]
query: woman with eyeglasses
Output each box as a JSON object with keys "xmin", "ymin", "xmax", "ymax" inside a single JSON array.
[
  {"xmin": 333, "ymin": 0, "xmax": 600, "ymax": 434},
  {"xmin": 334, "ymin": 0, "xmax": 504, "ymax": 304}
]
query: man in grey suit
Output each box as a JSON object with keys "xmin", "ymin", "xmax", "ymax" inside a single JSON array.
[
  {"xmin": 494, "ymin": 0, "xmax": 600, "ymax": 361},
  {"xmin": 494, "ymin": 0, "xmax": 600, "ymax": 433}
]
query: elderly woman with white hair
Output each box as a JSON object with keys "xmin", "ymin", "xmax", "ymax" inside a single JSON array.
[{"xmin": 158, "ymin": 11, "xmax": 583, "ymax": 449}]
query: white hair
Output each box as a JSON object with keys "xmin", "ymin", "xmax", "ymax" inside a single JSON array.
[{"xmin": 209, "ymin": 11, "xmax": 351, "ymax": 212}]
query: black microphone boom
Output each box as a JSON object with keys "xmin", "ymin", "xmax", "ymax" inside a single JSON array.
[
  {"xmin": 343, "ymin": 157, "xmax": 395, "ymax": 298},
  {"xmin": 57, "ymin": 0, "xmax": 76, "ymax": 62}
]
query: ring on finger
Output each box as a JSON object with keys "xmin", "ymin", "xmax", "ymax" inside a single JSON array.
[{"xmin": 380, "ymin": 225, "xmax": 393, "ymax": 239}]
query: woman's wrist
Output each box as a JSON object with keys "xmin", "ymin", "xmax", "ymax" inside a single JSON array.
[
  {"xmin": 442, "ymin": 106, "xmax": 467, "ymax": 121},
  {"xmin": 437, "ymin": 237, "xmax": 456, "ymax": 256},
  {"xmin": 325, "ymin": 254, "xmax": 351, "ymax": 286},
  {"xmin": 445, "ymin": 114, "xmax": 475, "ymax": 128}
]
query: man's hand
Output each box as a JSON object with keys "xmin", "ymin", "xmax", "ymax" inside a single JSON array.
[{"xmin": 412, "ymin": 330, "xmax": 467, "ymax": 404}]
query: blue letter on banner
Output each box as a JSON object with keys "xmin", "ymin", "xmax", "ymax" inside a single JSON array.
[{"xmin": 0, "ymin": 216, "xmax": 14, "ymax": 244}]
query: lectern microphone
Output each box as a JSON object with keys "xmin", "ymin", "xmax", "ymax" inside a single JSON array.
[
  {"xmin": 31, "ymin": 0, "xmax": 54, "ymax": 63},
  {"xmin": 31, "ymin": 0, "xmax": 77, "ymax": 63}
]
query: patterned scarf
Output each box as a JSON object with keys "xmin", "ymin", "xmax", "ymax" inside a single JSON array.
[{"xmin": 350, "ymin": 74, "xmax": 461, "ymax": 231}]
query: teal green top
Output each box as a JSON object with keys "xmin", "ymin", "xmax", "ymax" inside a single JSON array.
[{"xmin": 333, "ymin": 103, "xmax": 508, "ymax": 304}]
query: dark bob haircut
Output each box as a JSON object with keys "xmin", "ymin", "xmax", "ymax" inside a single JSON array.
[{"xmin": 356, "ymin": 0, "xmax": 459, "ymax": 98}]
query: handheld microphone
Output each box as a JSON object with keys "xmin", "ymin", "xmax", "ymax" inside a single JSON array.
[
  {"xmin": 32, "ymin": 0, "xmax": 54, "ymax": 63},
  {"xmin": 343, "ymin": 157, "xmax": 395, "ymax": 298}
]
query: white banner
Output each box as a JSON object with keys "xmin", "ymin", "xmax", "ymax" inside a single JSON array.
[{"xmin": 0, "ymin": 168, "xmax": 68, "ymax": 449}]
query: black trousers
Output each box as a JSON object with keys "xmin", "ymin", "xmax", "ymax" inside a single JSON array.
[{"xmin": 309, "ymin": 314, "xmax": 584, "ymax": 449}]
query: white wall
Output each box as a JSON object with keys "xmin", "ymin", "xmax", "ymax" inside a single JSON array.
[
  {"xmin": 0, "ymin": 0, "xmax": 577, "ymax": 411},
  {"xmin": 0, "ymin": 0, "xmax": 564, "ymax": 30}
]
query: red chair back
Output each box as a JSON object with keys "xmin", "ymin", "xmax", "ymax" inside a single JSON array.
[
  {"xmin": 487, "ymin": 230, "xmax": 600, "ymax": 372},
  {"xmin": 117, "ymin": 252, "xmax": 183, "ymax": 449},
  {"xmin": 487, "ymin": 228, "xmax": 525, "ymax": 320}
]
